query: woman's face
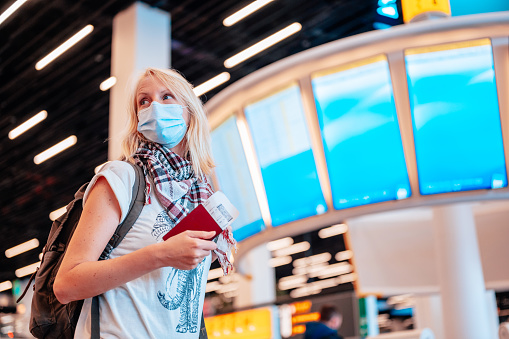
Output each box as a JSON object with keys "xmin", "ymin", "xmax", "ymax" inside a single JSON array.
[{"xmin": 135, "ymin": 76, "xmax": 190, "ymax": 125}]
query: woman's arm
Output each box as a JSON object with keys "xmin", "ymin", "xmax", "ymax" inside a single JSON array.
[{"xmin": 53, "ymin": 177, "xmax": 217, "ymax": 304}]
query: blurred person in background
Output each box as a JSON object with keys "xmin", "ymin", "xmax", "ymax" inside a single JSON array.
[{"xmin": 305, "ymin": 304, "xmax": 344, "ymax": 339}]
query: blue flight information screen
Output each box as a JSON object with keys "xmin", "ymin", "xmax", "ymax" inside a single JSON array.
[
  {"xmin": 244, "ymin": 84, "xmax": 327, "ymax": 226},
  {"xmin": 312, "ymin": 55, "xmax": 411, "ymax": 209},
  {"xmin": 405, "ymin": 39, "xmax": 507, "ymax": 194},
  {"xmin": 211, "ymin": 116, "xmax": 265, "ymax": 241}
]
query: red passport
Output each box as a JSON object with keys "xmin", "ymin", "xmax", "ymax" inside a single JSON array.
[
  {"xmin": 162, "ymin": 204, "xmax": 223, "ymax": 241},
  {"xmin": 162, "ymin": 191, "xmax": 239, "ymax": 242}
]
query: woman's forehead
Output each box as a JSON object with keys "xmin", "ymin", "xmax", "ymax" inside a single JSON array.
[{"xmin": 136, "ymin": 76, "xmax": 168, "ymax": 94}]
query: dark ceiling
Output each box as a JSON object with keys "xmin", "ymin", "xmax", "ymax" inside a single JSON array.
[{"xmin": 0, "ymin": 0, "xmax": 396, "ymax": 283}]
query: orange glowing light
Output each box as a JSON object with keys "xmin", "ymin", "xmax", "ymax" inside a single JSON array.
[
  {"xmin": 292, "ymin": 324, "xmax": 306, "ymax": 335},
  {"xmin": 292, "ymin": 312, "xmax": 320, "ymax": 324},
  {"xmin": 291, "ymin": 300, "xmax": 312, "ymax": 314}
]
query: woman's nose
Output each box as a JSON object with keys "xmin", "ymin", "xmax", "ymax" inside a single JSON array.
[{"xmin": 151, "ymin": 97, "xmax": 164, "ymax": 105}]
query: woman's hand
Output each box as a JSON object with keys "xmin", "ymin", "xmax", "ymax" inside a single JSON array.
[{"xmin": 156, "ymin": 230, "xmax": 217, "ymax": 270}]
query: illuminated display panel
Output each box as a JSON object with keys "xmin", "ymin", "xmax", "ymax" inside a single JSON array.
[
  {"xmin": 211, "ymin": 116, "xmax": 265, "ymax": 241},
  {"xmin": 244, "ymin": 84, "xmax": 327, "ymax": 226},
  {"xmin": 204, "ymin": 306, "xmax": 279, "ymax": 339},
  {"xmin": 405, "ymin": 39, "xmax": 507, "ymax": 194},
  {"xmin": 312, "ymin": 55, "xmax": 411, "ymax": 209}
]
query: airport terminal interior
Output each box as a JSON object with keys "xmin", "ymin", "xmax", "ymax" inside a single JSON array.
[{"xmin": 1, "ymin": 0, "xmax": 509, "ymax": 338}]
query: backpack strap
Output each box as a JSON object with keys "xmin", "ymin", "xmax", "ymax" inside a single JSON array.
[
  {"xmin": 92, "ymin": 161, "xmax": 145, "ymax": 339},
  {"xmin": 99, "ymin": 162, "xmax": 145, "ymax": 260},
  {"xmin": 91, "ymin": 296, "xmax": 100, "ymax": 338},
  {"xmin": 200, "ymin": 313, "xmax": 208, "ymax": 339}
]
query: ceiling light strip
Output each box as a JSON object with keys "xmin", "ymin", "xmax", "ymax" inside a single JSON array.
[
  {"xmin": 223, "ymin": 0, "xmax": 273, "ymax": 27},
  {"xmin": 293, "ymin": 252, "xmax": 331, "ymax": 268},
  {"xmin": 100, "ymin": 76, "xmax": 117, "ymax": 91},
  {"xmin": 0, "ymin": 280, "xmax": 12, "ymax": 292},
  {"xmin": 8, "ymin": 110, "xmax": 47, "ymax": 139},
  {"xmin": 318, "ymin": 223, "xmax": 348, "ymax": 239},
  {"xmin": 266, "ymin": 237, "xmax": 293, "ymax": 251},
  {"xmin": 293, "ymin": 262, "xmax": 327, "ymax": 276},
  {"xmin": 207, "ymin": 268, "xmax": 224, "ymax": 281},
  {"xmin": 273, "ymin": 241, "xmax": 310, "ymax": 257},
  {"xmin": 224, "ymin": 22, "xmax": 302, "ymax": 68},
  {"xmin": 35, "ymin": 24, "xmax": 94, "ymax": 70},
  {"xmin": 34, "ymin": 135, "xmax": 77, "ymax": 164},
  {"xmin": 290, "ymin": 275, "xmax": 354, "ymax": 298},
  {"xmin": 278, "ymin": 275, "xmax": 307, "ymax": 290},
  {"xmin": 15, "ymin": 261, "xmax": 40, "ymax": 278},
  {"xmin": 194, "ymin": 72, "xmax": 230, "ymax": 96},
  {"xmin": 5, "ymin": 238, "xmax": 39, "ymax": 258},
  {"xmin": 49, "ymin": 206, "xmax": 67, "ymax": 221},
  {"xmin": 314, "ymin": 263, "xmax": 352, "ymax": 279},
  {"xmin": 268, "ymin": 255, "xmax": 292, "ymax": 267},
  {"xmin": 206, "ymin": 281, "xmax": 221, "ymax": 293},
  {"xmin": 0, "ymin": 0, "xmax": 28, "ymax": 26},
  {"xmin": 335, "ymin": 250, "xmax": 353, "ymax": 262}
]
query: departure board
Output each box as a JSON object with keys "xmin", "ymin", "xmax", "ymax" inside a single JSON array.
[
  {"xmin": 211, "ymin": 116, "xmax": 265, "ymax": 241},
  {"xmin": 312, "ymin": 55, "xmax": 411, "ymax": 209},
  {"xmin": 244, "ymin": 84, "xmax": 327, "ymax": 226},
  {"xmin": 405, "ymin": 39, "xmax": 507, "ymax": 194}
]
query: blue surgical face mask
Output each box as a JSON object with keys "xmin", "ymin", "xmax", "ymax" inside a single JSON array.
[{"xmin": 137, "ymin": 102, "xmax": 187, "ymax": 147}]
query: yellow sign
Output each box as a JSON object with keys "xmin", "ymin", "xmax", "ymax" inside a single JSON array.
[
  {"xmin": 204, "ymin": 307, "xmax": 274, "ymax": 339},
  {"xmin": 405, "ymin": 38, "xmax": 491, "ymax": 56},
  {"xmin": 401, "ymin": 0, "xmax": 451, "ymax": 23}
]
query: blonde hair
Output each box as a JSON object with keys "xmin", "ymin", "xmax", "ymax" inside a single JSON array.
[{"xmin": 120, "ymin": 68, "xmax": 215, "ymax": 177}]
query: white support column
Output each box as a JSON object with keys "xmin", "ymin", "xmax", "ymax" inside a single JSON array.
[
  {"xmin": 234, "ymin": 244, "xmax": 276, "ymax": 309},
  {"xmin": 109, "ymin": 2, "xmax": 170, "ymax": 160},
  {"xmin": 432, "ymin": 204, "xmax": 492, "ymax": 338},
  {"xmin": 413, "ymin": 294, "xmax": 445, "ymax": 339},
  {"xmin": 486, "ymin": 290, "xmax": 500, "ymax": 339}
]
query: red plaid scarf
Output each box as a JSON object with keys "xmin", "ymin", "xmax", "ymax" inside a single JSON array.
[
  {"xmin": 133, "ymin": 142, "xmax": 212, "ymax": 221},
  {"xmin": 133, "ymin": 142, "xmax": 236, "ymax": 274}
]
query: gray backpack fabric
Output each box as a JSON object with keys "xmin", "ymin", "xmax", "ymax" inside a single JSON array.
[{"xmin": 17, "ymin": 162, "xmax": 145, "ymax": 339}]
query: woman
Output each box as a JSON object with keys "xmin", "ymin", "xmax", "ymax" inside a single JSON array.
[{"xmin": 54, "ymin": 68, "xmax": 231, "ymax": 338}]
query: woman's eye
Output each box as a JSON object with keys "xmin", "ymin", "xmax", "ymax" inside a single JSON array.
[
  {"xmin": 162, "ymin": 94, "xmax": 173, "ymax": 100},
  {"xmin": 140, "ymin": 99, "xmax": 149, "ymax": 106}
]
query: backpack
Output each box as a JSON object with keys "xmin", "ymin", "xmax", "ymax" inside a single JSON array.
[{"xmin": 17, "ymin": 162, "xmax": 145, "ymax": 339}]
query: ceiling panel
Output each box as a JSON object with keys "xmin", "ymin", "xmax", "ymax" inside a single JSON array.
[{"xmin": 0, "ymin": 0, "xmax": 381, "ymax": 283}]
